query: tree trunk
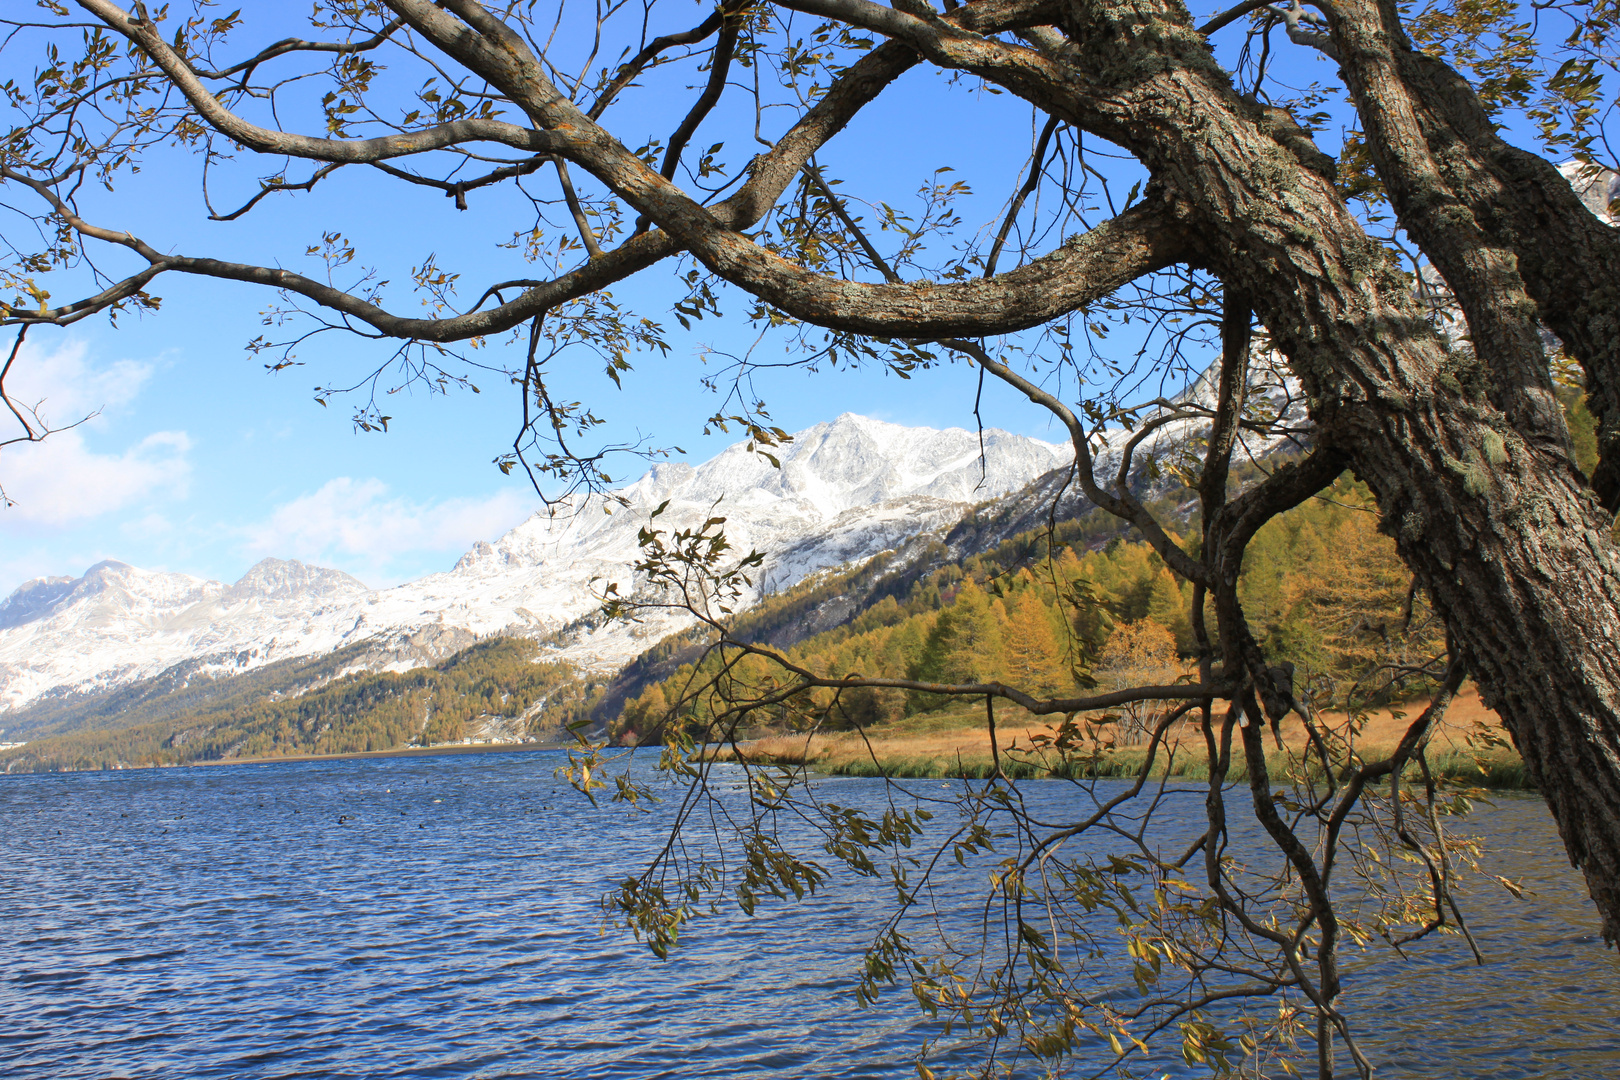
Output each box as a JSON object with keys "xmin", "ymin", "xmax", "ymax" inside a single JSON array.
[
  {"xmin": 1045, "ymin": 0, "xmax": 1620, "ymax": 941},
  {"xmin": 1331, "ymin": 0, "xmax": 1620, "ymax": 512}
]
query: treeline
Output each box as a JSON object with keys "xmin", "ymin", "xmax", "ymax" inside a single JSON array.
[
  {"xmin": 1, "ymin": 638, "xmax": 600, "ymax": 773},
  {"xmin": 613, "ymin": 475, "xmax": 1445, "ymax": 744}
]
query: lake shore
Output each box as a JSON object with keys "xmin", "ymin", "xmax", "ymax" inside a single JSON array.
[
  {"xmin": 189, "ymin": 739, "xmax": 575, "ymax": 768},
  {"xmin": 702, "ymin": 684, "xmax": 1531, "ymax": 788}
]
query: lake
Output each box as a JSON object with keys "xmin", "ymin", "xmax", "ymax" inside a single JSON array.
[{"xmin": 2, "ymin": 751, "xmax": 1616, "ymax": 1078}]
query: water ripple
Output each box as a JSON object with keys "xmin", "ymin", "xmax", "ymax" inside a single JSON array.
[{"xmin": 2, "ymin": 753, "xmax": 1617, "ymax": 1078}]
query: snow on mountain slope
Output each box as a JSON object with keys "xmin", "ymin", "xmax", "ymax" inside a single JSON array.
[
  {"xmin": 0, "ymin": 559, "xmax": 371, "ymax": 712},
  {"xmin": 0, "ymin": 414, "xmax": 1066, "ymax": 713},
  {"xmin": 1561, "ymin": 160, "xmax": 1620, "ymax": 223}
]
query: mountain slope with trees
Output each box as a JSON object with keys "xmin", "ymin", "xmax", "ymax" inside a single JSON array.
[
  {"xmin": 0, "ymin": 464, "xmax": 1443, "ymax": 774},
  {"xmin": 18, "ymin": 378, "xmax": 1601, "ymax": 774},
  {"xmin": 613, "ymin": 474, "xmax": 1448, "ymax": 746},
  {"xmin": 0, "ymin": 639, "xmax": 596, "ymax": 773}
]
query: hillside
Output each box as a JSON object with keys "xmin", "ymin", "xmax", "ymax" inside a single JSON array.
[
  {"xmin": 611, "ymin": 472, "xmax": 1452, "ymax": 747},
  {"xmin": 0, "ymin": 455, "xmax": 1206, "ymax": 772},
  {"xmin": 0, "ymin": 459, "xmax": 1432, "ymax": 775},
  {"xmin": 0, "ymin": 638, "xmax": 595, "ymax": 772}
]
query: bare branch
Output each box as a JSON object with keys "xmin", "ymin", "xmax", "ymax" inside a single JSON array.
[
  {"xmin": 553, "ymin": 159, "xmax": 605, "ymax": 260},
  {"xmin": 937, "ymin": 336, "xmax": 1208, "ymax": 584},
  {"xmin": 586, "ymin": 3, "xmax": 744, "ymax": 121},
  {"xmin": 210, "ymin": 163, "xmax": 343, "ymax": 221}
]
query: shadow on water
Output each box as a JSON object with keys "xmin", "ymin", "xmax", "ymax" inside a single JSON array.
[{"xmin": 0, "ymin": 753, "xmax": 1615, "ymax": 1078}]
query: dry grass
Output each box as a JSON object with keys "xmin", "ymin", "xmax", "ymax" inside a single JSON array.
[{"xmin": 705, "ymin": 684, "xmax": 1529, "ymax": 787}]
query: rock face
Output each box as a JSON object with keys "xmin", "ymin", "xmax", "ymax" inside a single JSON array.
[
  {"xmin": 222, "ymin": 558, "xmax": 370, "ymax": 603},
  {"xmin": 0, "ymin": 414, "xmax": 1067, "ymax": 713}
]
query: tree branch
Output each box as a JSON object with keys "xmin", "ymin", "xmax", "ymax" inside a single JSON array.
[
  {"xmin": 586, "ymin": 3, "xmax": 744, "ymax": 121},
  {"xmin": 633, "ymin": 10, "xmax": 743, "ymax": 234},
  {"xmin": 77, "ymin": 0, "xmax": 566, "ymax": 163},
  {"xmin": 185, "ymin": 17, "xmax": 409, "ymax": 83},
  {"xmin": 937, "ymin": 335, "xmax": 1208, "ymax": 584}
]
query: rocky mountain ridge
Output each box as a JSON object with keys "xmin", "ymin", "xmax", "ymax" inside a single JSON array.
[{"xmin": 0, "ymin": 413, "xmax": 1070, "ymax": 714}]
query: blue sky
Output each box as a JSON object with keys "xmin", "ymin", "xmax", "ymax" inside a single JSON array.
[{"xmin": 0, "ymin": 4, "xmax": 1450, "ymax": 594}]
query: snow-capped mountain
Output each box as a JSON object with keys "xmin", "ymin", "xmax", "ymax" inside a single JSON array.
[
  {"xmin": 0, "ymin": 558, "xmax": 372, "ymax": 712},
  {"xmin": 0, "ymin": 414, "xmax": 1068, "ymax": 713}
]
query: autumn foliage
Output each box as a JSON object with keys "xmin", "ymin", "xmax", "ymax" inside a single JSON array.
[{"xmin": 613, "ymin": 475, "xmax": 1445, "ymax": 745}]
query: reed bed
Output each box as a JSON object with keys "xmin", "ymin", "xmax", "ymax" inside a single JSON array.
[{"xmin": 701, "ymin": 685, "xmax": 1532, "ymax": 789}]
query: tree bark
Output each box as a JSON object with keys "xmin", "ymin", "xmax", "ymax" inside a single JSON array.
[
  {"xmin": 1329, "ymin": 0, "xmax": 1620, "ymax": 511},
  {"xmin": 1190, "ymin": 23, "xmax": 1620, "ymax": 948},
  {"xmin": 694, "ymin": 0, "xmax": 1620, "ymax": 937}
]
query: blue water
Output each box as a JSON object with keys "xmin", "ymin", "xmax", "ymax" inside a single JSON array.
[{"xmin": 1, "ymin": 751, "xmax": 1616, "ymax": 1078}]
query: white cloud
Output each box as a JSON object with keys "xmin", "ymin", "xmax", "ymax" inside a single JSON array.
[
  {"xmin": 1, "ymin": 337, "xmax": 189, "ymax": 526},
  {"xmin": 2, "ymin": 429, "xmax": 192, "ymax": 525},
  {"xmin": 2, "ymin": 337, "xmax": 154, "ymax": 430},
  {"xmin": 240, "ymin": 478, "xmax": 534, "ymax": 580}
]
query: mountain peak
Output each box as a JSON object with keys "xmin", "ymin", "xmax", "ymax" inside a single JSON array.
[
  {"xmin": 0, "ymin": 575, "xmax": 78, "ymax": 631},
  {"xmin": 0, "ymin": 413, "xmax": 1072, "ymax": 711},
  {"xmin": 226, "ymin": 557, "xmax": 370, "ymax": 602},
  {"xmin": 453, "ymin": 540, "xmax": 499, "ymax": 573}
]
